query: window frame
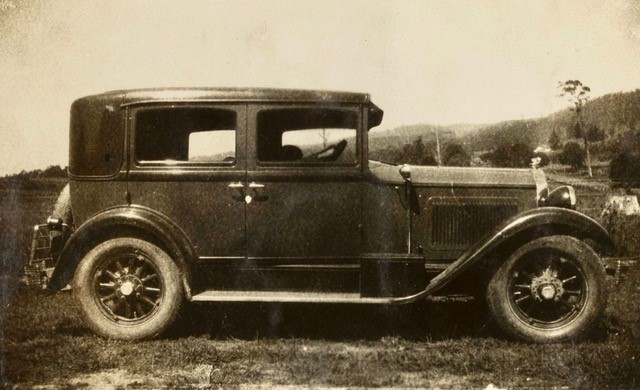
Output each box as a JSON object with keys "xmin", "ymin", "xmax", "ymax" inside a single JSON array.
[
  {"xmin": 130, "ymin": 103, "xmax": 242, "ymax": 168},
  {"xmin": 250, "ymin": 103, "xmax": 362, "ymax": 169}
]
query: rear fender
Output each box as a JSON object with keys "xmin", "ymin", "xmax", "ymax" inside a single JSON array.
[
  {"xmin": 422, "ymin": 207, "xmax": 613, "ymax": 296},
  {"xmin": 48, "ymin": 205, "xmax": 196, "ymax": 298}
]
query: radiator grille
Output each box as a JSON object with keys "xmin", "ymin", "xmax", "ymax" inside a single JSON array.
[{"xmin": 430, "ymin": 198, "xmax": 518, "ymax": 248}]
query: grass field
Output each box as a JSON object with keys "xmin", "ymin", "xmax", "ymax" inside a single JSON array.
[{"xmin": 2, "ymin": 176, "xmax": 640, "ymax": 388}]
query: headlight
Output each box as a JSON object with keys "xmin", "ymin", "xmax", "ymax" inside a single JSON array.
[
  {"xmin": 536, "ymin": 187, "xmax": 549, "ymax": 207},
  {"xmin": 539, "ymin": 185, "xmax": 576, "ymax": 209}
]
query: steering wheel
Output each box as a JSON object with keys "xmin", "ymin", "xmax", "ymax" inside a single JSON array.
[{"xmin": 314, "ymin": 139, "xmax": 348, "ymax": 162}]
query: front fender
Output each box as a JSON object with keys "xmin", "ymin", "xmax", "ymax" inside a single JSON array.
[
  {"xmin": 48, "ymin": 205, "xmax": 197, "ymax": 297},
  {"xmin": 421, "ymin": 207, "xmax": 613, "ymax": 296}
]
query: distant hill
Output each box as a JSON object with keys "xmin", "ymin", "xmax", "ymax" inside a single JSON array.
[
  {"xmin": 370, "ymin": 89, "xmax": 640, "ymax": 160},
  {"xmin": 462, "ymin": 89, "xmax": 640, "ymax": 155},
  {"xmin": 371, "ymin": 123, "xmax": 486, "ymax": 140},
  {"xmin": 368, "ymin": 123, "xmax": 485, "ymax": 158}
]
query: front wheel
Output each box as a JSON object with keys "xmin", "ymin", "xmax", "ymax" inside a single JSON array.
[
  {"xmin": 487, "ymin": 235, "xmax": 607, "ymax": 343},
  {"xmin": 73, "ymin": 238, "xmax": 183, "ymax": 340}
]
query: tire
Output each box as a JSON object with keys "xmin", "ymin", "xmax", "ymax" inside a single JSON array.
[
  {"xmin": 51, "ymin": 183, "xmax": 73, "ymax": 226},
  {"xmin": 73, "ymin": 238, "xmax": 183, "ymax": 340},
  {"xmin": 487, "ymin": 235, "xmax": 607, "ymax": 343}
]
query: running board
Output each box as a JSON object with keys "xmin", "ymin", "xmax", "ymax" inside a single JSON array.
[{"xmin": 191, "ymin": 290, "xmax": 400, "ymax": 304}]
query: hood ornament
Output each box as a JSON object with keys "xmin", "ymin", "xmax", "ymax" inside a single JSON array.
[{"xmin": 531, "ymin": 157, "xmax": 541, "ymax": 169}]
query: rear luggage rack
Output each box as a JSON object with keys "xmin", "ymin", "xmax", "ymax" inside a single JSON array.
[
  {"xmin": 22, "ymin": 224, "xmax": 53, "ymax": 288},
  {"xmin": 22, "ymin": 222, "xmax": 71, "ymax": 289}
]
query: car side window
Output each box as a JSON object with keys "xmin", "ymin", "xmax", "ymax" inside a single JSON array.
[
  {"xmin": 257, "ymin": 108, "xmax": 357, "ymax": 164},
  {"xmin": 135, "ymin": 107, "xmax": 236, "ymax": 164}
]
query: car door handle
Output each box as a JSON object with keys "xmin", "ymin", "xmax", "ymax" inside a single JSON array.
[
  {"xmin": 228, "ymin": 182, "xmax": 244, "ymax": 189},
  {"xmin": 248, "ymin": 182, "xmax": 268, "ymax": 202}
]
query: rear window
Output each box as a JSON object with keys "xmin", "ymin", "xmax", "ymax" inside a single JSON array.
[{"xmin": 135, "ymin": 107, "xmax": 237, "ymax": 164}]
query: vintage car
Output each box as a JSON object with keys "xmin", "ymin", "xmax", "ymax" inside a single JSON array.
[{"xmin": 38, "ymin": 88, "xmax": 613, "ymax": 342}]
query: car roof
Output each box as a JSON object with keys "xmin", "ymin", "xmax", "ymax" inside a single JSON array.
[{"xmin": 76, "ymin": 87, "xmax": 372, "ymax": 106}]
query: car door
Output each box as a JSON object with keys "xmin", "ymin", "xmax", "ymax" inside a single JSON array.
[
  {"xmin": 126, "ymin": 103, "xmax": 247, "ymax": 261},
  {"xmin": 245, "ymin": 104, "xmax": 363, "ymax": 265}
]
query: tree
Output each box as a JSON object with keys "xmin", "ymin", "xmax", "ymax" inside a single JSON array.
[
  {"xmin": 388, "ymin": 137, "xmax": 437, "ymax": 166},
  {"xmin": 509, "ymin": 143, "xmax": 534, "ymax": 168},
  {"xmin": 433, "ymin": 126, "xmax": 442, "ymax": 166},
  {"xmin": 558, "ymin": 80, "xmax": 593, "ymax": 177},
  {"xmin": 412, "ymin": 137, "xmax": 438, "ymax": 166},
  {"xmin": 558, "ymin": 141, "xmax": 585, "ymax": 171},
  {"xmin": 442, "ymin": 142, "xmax": 470, "ymax": 166},
  {"xmin": 532, "ymin": 152, "xmax": 550, "ymax": 167},
  {"xmin": 319, "ymin": 129, "xmax": 329, "ymax": 147},
  {"xmin": 549, "ymin": 129, "xmax": 562, "ymax": 150},
  {"xmin": 41, "ymin": 165, "xmax": 67, "ymax": 178},
  {"xmin": 480, "ymin": 148, "xmax": 504, "ymax": 167},
  {"xmin": 480, "ymin": 143, "xmax": 533, "ymax": 168},
  {"xmin": 587, "ymin": 124, "xmax": 604, "ymax": 142},
  {"xmin": 610, "ymin": 152, "xmax": 640, "ymax": 193}
]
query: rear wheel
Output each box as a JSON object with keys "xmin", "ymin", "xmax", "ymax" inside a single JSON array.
[
  {"xmin": 73, "ymin": 237, "xmax": 183, "ymax": 340},
  {"xmin": 487, "ymin": 235, "xmax": 607, "ymax": 343}
]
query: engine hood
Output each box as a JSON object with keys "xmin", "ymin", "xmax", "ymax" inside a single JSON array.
[{"xmin": 368, "ymin": 160, "xmax": 544, "ymax": 189}]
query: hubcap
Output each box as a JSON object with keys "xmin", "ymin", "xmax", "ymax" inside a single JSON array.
[
  {"xmin": 93, "ymin": 254, "xmax": 162, "ymax": 323},
  {"xmin": 530, "ymin": 268, "xmax": 565, "ymax": 302},
  {"xmin": 540, "ymin": 285, "xmax": 556, "ymax": 300},
  {"xmin": 120, "ymin": 281, "xmax": 134, "ymax": 296},
  {"xmin": 510, "ymin": 252, "xmax": 586, "ymax": 327}
]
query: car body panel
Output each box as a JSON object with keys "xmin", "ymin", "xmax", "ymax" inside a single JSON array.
[
  {"xmin": 422, "ymin": 206, "xmax": 613, "ymax": 295},
  {"xmin": 69, "ymin": 95, "xmax": 126, "ymax": 179},
  {"xmin": 69, "ymin": 179, "xmax": 128, "ymax": 225},
  {"xmin": 245, "ymin": 103, "xmax": 364, "ymax": 261},
  {"xmin": 367, "ymin": 160, "xmax": 537, "ymax": 188},
  {"xmin": 48, "ymin": 205, "xmax": 197, "ymax": 297},
  {"xmin": 47, "ymin": 88, "xmax": 614, "ymax": 303},
  {"xmin": 125, "ymin": 103, "xmax": 247, "ymax": 259}
]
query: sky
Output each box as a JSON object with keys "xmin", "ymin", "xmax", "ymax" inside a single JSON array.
[{"xmin": 1, "ymin": 0, "xmax": 640, "ymax": 175}]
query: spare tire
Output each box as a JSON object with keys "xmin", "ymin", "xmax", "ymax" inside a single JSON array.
[
  {"xmin": 51, "ymin": 183, "xmax": 73, "ymax": 226},
  {"xmin": 49, "ymin": 183, "xmax": 73, "ymax": 270}
]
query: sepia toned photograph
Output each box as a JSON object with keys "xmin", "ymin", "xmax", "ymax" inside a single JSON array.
[{"xmin": 1, "ymin": 1, "xmax": 639, "ymax": 388}]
